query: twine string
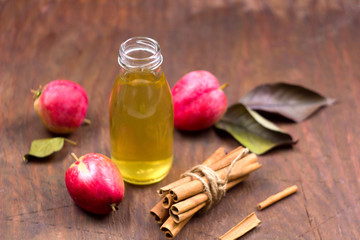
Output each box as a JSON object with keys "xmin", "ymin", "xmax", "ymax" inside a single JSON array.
[{"xmin": 181, "ymin": 148, "xmax": 249, "ymax": 211}]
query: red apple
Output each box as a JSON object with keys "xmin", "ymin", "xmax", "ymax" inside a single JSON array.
[
  {"xmin": 65, "ymin": 153, "xmax": 125, "ymax": 215},
  {"xmin": 33, "ymin": 80, "xmax": 88, "ymax": 134},
  {"xmin": 172, "ymin": 70, "xmax": 228, "ymax": 131}
]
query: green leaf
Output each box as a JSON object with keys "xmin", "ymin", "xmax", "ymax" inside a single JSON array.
[
  {"xmin": 240, "ymin": 82, "xmax": 335, "ymax": 122},
  {"xmin": 215, "ymin": 103, "xmax": 296, "ymax": 154},
  {"xmin": 23, "ymin": 137, "xmax": 74, "ymax": 161}
]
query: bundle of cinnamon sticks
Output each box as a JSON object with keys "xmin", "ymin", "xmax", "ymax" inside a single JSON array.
[{"xmin": 150, "ymin": 146, "xmax": 261, "ymax": 239}]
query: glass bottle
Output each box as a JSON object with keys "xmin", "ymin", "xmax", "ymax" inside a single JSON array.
[{"xmin": 109, "ymin": 37, "xmax": 173, "ymax": 185}]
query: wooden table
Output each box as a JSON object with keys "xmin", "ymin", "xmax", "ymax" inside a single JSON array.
[{"xmin": 1, "ymin": 1, "xmax": 360, "ymax": 239}]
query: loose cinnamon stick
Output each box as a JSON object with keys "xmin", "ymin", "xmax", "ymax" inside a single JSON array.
[
  {"xmin": 160, "ymin": 216, "xmax": 192, "ymax": 239},
  {"xmin": 219, "ymin": 212, "xmax": 261, "ymax": 240},
  {"xmin": 162, "ymin": 193, "xmax": 174, "ymax": 209},
  {"xmin": 158, "ymin": 147, "xmax": 227, "ymax": 196},
  {"xmin": 170, "ymin": 154, "xmax": 259, "ymax": 202},
  {"xmin": 257, "ymin": 185, "xmax": 298, "ymax": 210},
  {"xmin": 150, "ymin": 199, "xmax": 169, "ymax": 224}
]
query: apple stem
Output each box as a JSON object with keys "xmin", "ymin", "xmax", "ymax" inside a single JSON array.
[
  {"xmin": 31, "ymin": 87, "xmax": 42, "ymax": 100},
  {"xmin": 71, "ymin": 153, "xmax": 79, "ymax": 162},
  {"xmin": 64, "ymin": 138, "xmax": 77, "ymax": 146},
  {"xmin": 83, "ymin": 118, "xmax": 91, "ymax": 125},
  {"xmin": 110, "ymin": 203, "xmax": 118, "ymax": 212},
  {"xmin": 219, "ymin": 83, "xmax": 229, "ymax": 90}
]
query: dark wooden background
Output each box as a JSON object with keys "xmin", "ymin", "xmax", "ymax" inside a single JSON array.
[{"xmin": 1, "ymin": 0, "xmax": 360, "ymax": 239}]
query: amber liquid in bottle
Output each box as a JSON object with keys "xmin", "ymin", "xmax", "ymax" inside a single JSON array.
[{"xmin": 109, "ymin": 69, "xmax": 173, "ymax": 185}]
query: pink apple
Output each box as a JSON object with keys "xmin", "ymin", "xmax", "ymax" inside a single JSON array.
[
  {"xmin": 172, "ymin": 70, "xmax": 228, "ymax": 131},
  {"xmin": 33, "ymin": 80, "xmax": 88, "ymax": 134},
  {"xmin": 65, "ymin": 153, "xmax": 125, "ymax": 215}
]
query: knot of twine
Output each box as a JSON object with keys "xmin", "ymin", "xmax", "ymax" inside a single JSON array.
[{"xmin": 181, "ymin": 148, "xmax": 249, "ymax": 211}]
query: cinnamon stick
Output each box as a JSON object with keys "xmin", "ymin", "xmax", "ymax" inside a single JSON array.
[
  {"xmin": 158, "ymin": 177, "xmax": 190, "ymax": 197},
  {"xmin": 225, "ymin": 175, "xmax": 249, "ymax": 189},
  {"xmin": 162, "ymin": 193, "xmax": 174, "ymax": 209},
  {"xmin": 158, "ymin": 147, "xmax": 227, "ymax": 196},
  {"xmin": 150, "ymin": 199, "xmax": 169, "ymax": 224},
  {"xmin": 151, "ymin": 147, "xmax": 262, "ymax": 239},
  {"xmin": 208, "ymin": 146, "xmax": 247, "ymax": 171},
  {"xmin": 160, "ymin": 216, "xmax": 192, "ymax": 239},
  {"xmin": 152, "ymin": 147, "xmax": 231, "ymax": 224},
  {"xmin": 227, "ymin": 162, "xmax": 262, "ymax": 181},
  {"xmin": 257, "ymin": 185, "xmax": 298, "ymax": 210},
  {"xmin": 170, "ymin": 154, "xmax": 259, "ymax": 202},
  {"xmin": 153, "ymin": 147, "xmax": 229, "ymax": 223},
  {"xmin": 171, "ymin": 193, "xmax": 208, "ymax": 215},
  {"xmin": 170, "ymin": 176, "xmax": 248, "ymax": 219},
  {"xmin": 202, "ymin": 146, "xmax": 226, "ymax": 166},
  {"xmin": 219, "ymin": 212, "xmax": 261, "ymax": 240},
  {"xmin": 166, "ymin": 176, "xmax": 251, "ymax": 237},
  {"xmin": 170, "ymin": 202, "xmax": 206, "ymax": 223}
]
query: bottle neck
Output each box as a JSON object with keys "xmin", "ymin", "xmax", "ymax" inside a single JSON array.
[
  {"xmin": 118, "ymin": 65, "xmax": 163, "ymax": 81},
  {"xmin": 118, "ymin": 37, "xmax": 163, "ymax": 72}
]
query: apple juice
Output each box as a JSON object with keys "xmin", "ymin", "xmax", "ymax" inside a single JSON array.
[{"xmin": 109, "ymin": 37, "xmax": 173, "ymax": 185}]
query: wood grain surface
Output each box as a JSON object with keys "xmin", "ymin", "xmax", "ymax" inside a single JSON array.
[{"xmin": 1, "ymin": 0, "xmax": 360, "ymax": 239}]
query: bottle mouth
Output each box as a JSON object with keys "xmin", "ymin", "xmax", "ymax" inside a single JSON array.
[{"xmin": 118, "ymin": 37, "xmax": 163, "ymax": 70}]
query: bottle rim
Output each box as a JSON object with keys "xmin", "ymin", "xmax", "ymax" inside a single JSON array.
[{"xmin": 118, "ymin": 37, "xmax": 163, "ymax": 70}]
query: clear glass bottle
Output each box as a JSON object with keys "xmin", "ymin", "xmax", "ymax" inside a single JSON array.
[{"xmin": 109, "ymin": 37, "xmax": 173, "ymax": 185}]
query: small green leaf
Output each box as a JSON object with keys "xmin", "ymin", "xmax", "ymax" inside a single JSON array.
[
  {"xmin": 24, "ymin": 137, "xmax": 74, "ymax": 161},
  {"xmin": 215, "ymin": 103, "xmax": 296, "ymax": 154}
]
